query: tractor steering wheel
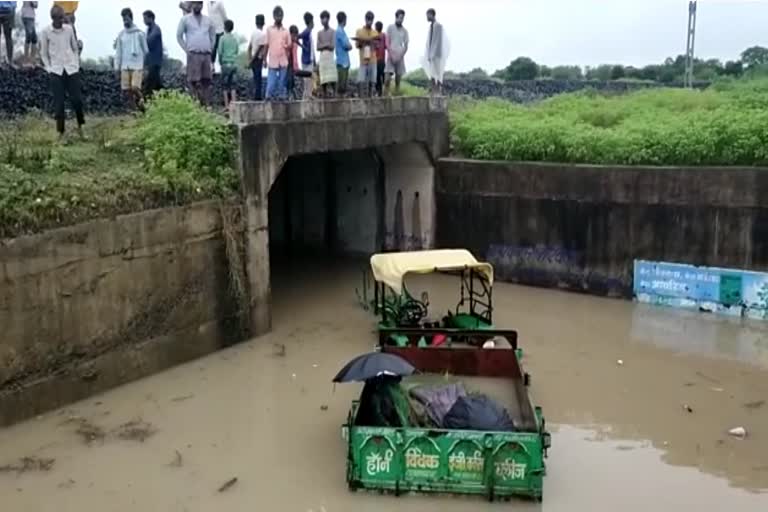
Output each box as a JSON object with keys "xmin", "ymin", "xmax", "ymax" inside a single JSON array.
[{"xmin": 397, "ymin": 300, "xmax": 428, "ymax": 326}]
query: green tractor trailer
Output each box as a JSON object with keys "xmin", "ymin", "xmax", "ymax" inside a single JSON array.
[{"xmin": 342, "ymin": 250, "xmax": 551, "ymax": 502}]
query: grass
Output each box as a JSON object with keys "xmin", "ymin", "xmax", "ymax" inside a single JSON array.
[
  {"xmin": 0, "ymin": 94, "xmax": 238, "ymax": 239},
  {"xmin": 450, "ymin": 78, "xmax": 768, "ymax": 166}
]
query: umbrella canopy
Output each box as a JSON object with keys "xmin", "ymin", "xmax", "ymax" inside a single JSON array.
[{"xmin": 333, "ymin": 352, "xmax": 416, "ymax": 383}]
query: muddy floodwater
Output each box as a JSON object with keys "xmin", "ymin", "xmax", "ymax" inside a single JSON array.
[{"xmin": 2, "ymin": 261, "xmax": 768, "ymax": 511}]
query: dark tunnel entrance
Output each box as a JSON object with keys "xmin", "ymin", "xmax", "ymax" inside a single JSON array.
[
  {"xmin": 265, "ymin": 144, "xmax": 437, "ymax": 301},
  {"xmin": 268, "ymin": 150, "xmax": 385, "ymax": 261}
]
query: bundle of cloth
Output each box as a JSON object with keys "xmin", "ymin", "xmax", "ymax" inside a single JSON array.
[{"xmin": 408, "ymin": 382, "xmax": 516, "ymax": 432}]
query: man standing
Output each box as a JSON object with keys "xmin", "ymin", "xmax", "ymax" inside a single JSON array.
[
  {"xmin": 355, "ymin": 11, "xmax": 378, "ymax": 98},
  {"xmin": 0, "ymin": 1, "xmax": 15, "ymax": 67},
  {"xmin": 143, "ymin": 10, "xmax": 163, "ymax": 97},
  {"xmin": 298, "ymin": 12, "xmax": 314, "ymax": 100},
  {"xmin": 21, "ymin": 2, "xmax": 38, "ymax": 67},
  {"xmin": 218, "ymin": 19, "xmax": 239, "ymax": 109},
  {"xmin": 264, "ymin": 5, "xmax": 291, "ymax": 101},
  {"xmin": 208, "ymin": 0, "xmax": 227, "ymax": 65},
  {"xmin": 374, "ymin": 21, "xmax": 386, "ymax": 97},
  {"xmin": 40, "ymin": 4, "xmax": 84, "ymax": 140},
  {"xmin": 115, "ymin": 8, "xmax": 148, "ymax": 111},
  {"xmin": 385, "ymin": 9, "xmax": 409, "ymax": 96},
  {"xmin": 424, "ymin": 8, "xmax": 448, "ymax": 96},
  {"xmin": 247, "ymin": 14, "xmax": 266, "ymax": 100},
  {"xmin": 334, "ymin": 11, "xmax": 352, "ymax": 96},
  {"xmin": 177, "ymin": 1, "xmax": 215, "ymax": 105},
  {"xmin": 316, "ymin": 10, "xmax": 336, "ymax": 98}
]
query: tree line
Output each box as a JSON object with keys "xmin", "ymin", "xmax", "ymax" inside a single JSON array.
[{"xmin": 404, "ymin": 46, "xmax": 768, "ymax": 83}]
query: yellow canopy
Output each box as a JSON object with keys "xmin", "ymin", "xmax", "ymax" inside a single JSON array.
[
  {"xmin": 53, "ymin": 1, "xmax": 79, "ymax": 15},
  {"xmin": 370, "ymin": 249, "xmax": 494, "ymax": 295}
]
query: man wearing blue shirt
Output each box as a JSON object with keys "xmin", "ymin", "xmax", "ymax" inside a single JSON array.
[
  {"xmin": 335, "ymin": 11, "xmax": 352, "ymax": 96},
  {"xmin": 0, "ymin": 1, "xmax": 16, "ymax": 67},
  {"xmin": 298, "ymin": 12, "xmax": 314, "ymax": 99},
  {"xmin": 143, "ymin": 10, "xmax": 163, "ymax": 97}
]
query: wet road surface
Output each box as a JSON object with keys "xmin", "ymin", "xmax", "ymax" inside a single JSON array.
[{"xmin": 1, "ymin": 262, "xmax": 767, "ymax": 511}]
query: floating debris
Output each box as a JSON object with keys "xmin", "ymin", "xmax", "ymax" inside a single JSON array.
[
  {"xmin": 728, "ymin": 427, "xmax": 747, "ymax": 439},
  {"xmin": 61, "ymin": 417, "xmax": 106, "ymax": 445},
  {"xmin": 58, "ymin": 479, "xmax": 76, "ymax": 489},
  {"xmin": 218, "ymin": 477, "xmax": 238, "ymax": 493},
  {"xmin": 168, "ymin": 450, "xmax": 183, "ymax": 468},
  {"xmin": 115, "ymin": 420, "xmax": 156, "ymax": 442},
  {"xmin": 0, "ymin": 457, "xmax": 55, "ymax": 475},
  {"xmin": 744, "ymin": 400, "xmax": 765, "ymax": 410}
]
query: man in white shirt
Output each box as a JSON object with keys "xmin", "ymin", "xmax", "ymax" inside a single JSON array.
[
  {"xmin": 208, "ymin": 1, "xmax": 227, "ymax": 65},
  {"xmin": 247, "ymin": 14, "xmax": 266, "ymax": 100},
  {"xmin": 40, "ymin": 4, "xmax": 85, "ymax": 139}
]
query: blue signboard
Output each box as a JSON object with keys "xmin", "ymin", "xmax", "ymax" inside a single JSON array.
[{"xmin": 634, "ymin": 260, "xmax": 768, "ymax": 320}]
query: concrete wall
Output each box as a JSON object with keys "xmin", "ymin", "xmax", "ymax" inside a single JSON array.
[
  {"xmin": 378, "ymin": 143, "xmax": 436, "ymax": 251},
  {"xmin": 0, "ymin": 201, "xmax": 244, "ymax": 426},
  {"xmin": 436, "ymin": 159, "xmax": 768, "ymax": 297}
]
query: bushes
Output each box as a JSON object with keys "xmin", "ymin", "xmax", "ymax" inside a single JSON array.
[
  {"xmin": 0, "ymin": 94, "xmax": 238, "ymax": 239},
  {"xmin": 451, "ymin": 79, "xmax": 768, "ymax": 166},
  {"xmin": 138, "ymin": 91, "xmax": 234, "ymax": 178}
]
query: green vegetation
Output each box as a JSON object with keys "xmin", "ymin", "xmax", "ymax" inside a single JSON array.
[
  {"xmin": 451, "ymin": 79, "xmax": 768, "ymax": 166},
  {"xmin": 0, "ymin": 92, "xmax": 237, "ymax": 239}
]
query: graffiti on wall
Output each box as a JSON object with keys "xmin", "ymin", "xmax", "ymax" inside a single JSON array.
[
  {"xmin": 634, "ymin": 260, "xmax": 768, "ymax": 320},
  {"xmin": 487, "ymin": 244, "xmax": 627, "ymax": 294}
]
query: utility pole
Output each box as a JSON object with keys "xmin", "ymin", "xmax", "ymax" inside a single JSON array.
[{"xmin": 685, "ymin": 0, "xmax": 697, "ymax": 88}]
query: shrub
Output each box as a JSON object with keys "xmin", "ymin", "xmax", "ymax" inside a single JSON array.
[
  {"xmin": 451, "ymin": 79, "xmax": 768, "ymax": 166},
  {"xmin": 137, "ymin": 91, "xmax": 234, "ymax": 179},
  {"xmin": 0, "ymin": 102, "xmax": 239, "ymax": 238}
]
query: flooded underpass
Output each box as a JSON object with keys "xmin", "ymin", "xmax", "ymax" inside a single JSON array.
[{"xmin": 2, "ymin": 261, "xmax": 768, "ymax": 511}]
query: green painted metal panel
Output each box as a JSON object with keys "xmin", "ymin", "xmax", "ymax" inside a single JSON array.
[{"xmin": 346, "ymin": 403, "xmax": 547, "ymax": 500}]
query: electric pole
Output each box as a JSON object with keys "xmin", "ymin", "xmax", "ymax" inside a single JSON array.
[{"xmin": 685, "ymin": 1, "xmax": 697, "ymax": 88}]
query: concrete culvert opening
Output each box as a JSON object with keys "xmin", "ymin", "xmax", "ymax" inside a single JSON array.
[{"xmin": 266, "ymin": 143, "xmax": 437, "ymax": 326}]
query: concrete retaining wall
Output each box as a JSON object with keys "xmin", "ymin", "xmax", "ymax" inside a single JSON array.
[
  {"xmin": 436, "ymin": 159, "xmax": 768, "ymax": 296},
  {"xmin": 0, "ymin": 201, "xmax": 244, "ymax": 426}
]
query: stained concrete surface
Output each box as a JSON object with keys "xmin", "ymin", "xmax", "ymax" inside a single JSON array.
[
  {"xmin": 1, "ymin": 262, "xmax": 767, "ymax": 511},
  {"xmin": 0, "ymin": 201, "xmax": 243, "ymax": 427},
  {"xmin": 437, "ymin": 159, "xmax": 768, "ymax": 297}
]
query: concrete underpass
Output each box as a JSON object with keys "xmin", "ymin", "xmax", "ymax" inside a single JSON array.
[
  {"xmin": 234, "ymin": 98, "xmax": 449, "ymax": 334},
  {"xmin": 268, "ymin": 144, "xmax": 436, "ymax": 260}
]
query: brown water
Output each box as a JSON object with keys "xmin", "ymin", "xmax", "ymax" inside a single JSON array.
[{"xmin": 1, "ymin": 262, "xmax": 768, "ymax": 511}]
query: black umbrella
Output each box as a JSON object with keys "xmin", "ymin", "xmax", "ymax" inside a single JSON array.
[{"xmin": 333, "ymin": 352, "xmax": 416, "ymax": 383}]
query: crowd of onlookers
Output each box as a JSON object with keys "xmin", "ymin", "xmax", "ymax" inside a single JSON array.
[{"xmin": 0, "ymin": 1, "xmax": 449, "ymax": 139}]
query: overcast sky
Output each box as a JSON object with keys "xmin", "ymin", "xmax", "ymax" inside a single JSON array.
[{"xmin": 34, "ymin": 0, "xmax": 768, "ymax": 71}]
